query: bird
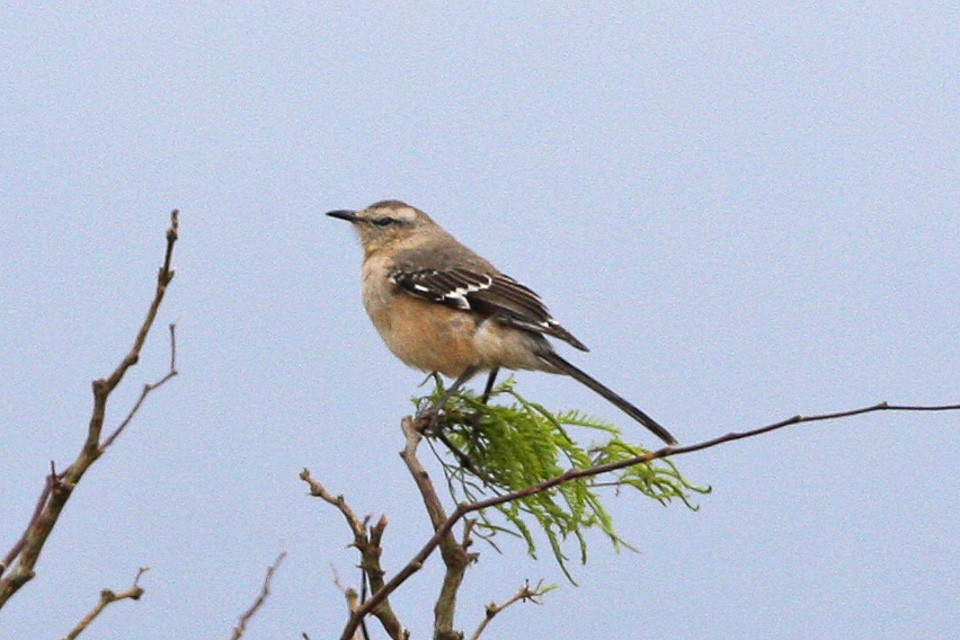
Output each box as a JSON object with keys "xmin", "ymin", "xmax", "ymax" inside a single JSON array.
[{"xmin": 326, "ymin": 199, "xmax": 678, "ymax": 446}]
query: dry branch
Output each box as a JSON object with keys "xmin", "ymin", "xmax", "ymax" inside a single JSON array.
[
  {"xmin": 397, "ymin": 420, "xmax": 473, "ymax": 639},
  {"xmin": 0, "ymin": 211, "xmax": 180, "ymax": 608},
  {"xmin": 229, "ymin": 551, "xmax": 287, "ymax": 640},
  {"xmin": 300, "ymin": 470, "xmax": 407, "ymax": 639},
  {"xmin": 469, "ymin": 579, "xmax": 549, "ymax": 640},
  {"xmin": 61, "ymin": 568, "xmax": 148, "ymax": 640},
  {"xmin": 337, "ymin": 400, "xmax": 960, "ymax": 640},
  {"xmin": 331, "ymin": 566, "xmax": 367, "ymax": 640}
]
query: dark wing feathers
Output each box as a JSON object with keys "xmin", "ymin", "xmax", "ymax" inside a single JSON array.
[
  {"xmin": 390, "ymin": 267, "xmax": 588, "ymax": 351},
  {"xmin": 482, "ymin": 272, "xmax": 549, "ymax": 318},
  {"xmin": 391, "ymin": 268, "xmax": 492, "ymax": 310}
]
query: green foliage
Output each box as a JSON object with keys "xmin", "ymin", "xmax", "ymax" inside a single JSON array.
[{"xmin": 415, "ymin": 376, "xmax": 710, "ymax": 581}]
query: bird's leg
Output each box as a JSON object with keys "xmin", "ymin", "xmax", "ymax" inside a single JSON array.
[
  {"xmin": 416, "ymin": 365, "xmax": 480, "ymax": 433},
  {"xmin": 465, "ymin": 367, "xmax": 500, "ymax": 429},
  {"xmin": 480, "ymin": 367, "xmax": 499, "ymax": 405},
  {"xmin": 417, "ymin": 366, "xmax": 499, "ymax": 480}
]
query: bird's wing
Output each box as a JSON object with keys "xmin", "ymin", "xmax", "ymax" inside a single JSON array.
[{"xmin": 390, "ymin": 267, "xmax": 588, "ymax": 351}]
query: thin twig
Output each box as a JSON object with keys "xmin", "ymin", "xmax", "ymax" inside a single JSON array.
[
  {"xmin": 229, "ymin": 551, "xmax": 287, "ymax": 640},
  {"xmin": 300, "ymin": 470, "xmax": 407, "ymax": 640},
  {"xmin": 62, "ymin": 567, "xmax": 148, "ymax": 640},
  {"xmin": 101, "ymin": 323, "xmax": 178, "ymax": 451},
  {"xmin": 300, "ymin": 469, "xmax": 366, "ymax": 538},
  {"xmin": 432, "ymin": 429, "xmax": 487, "ymax": 479},
  {"xmin": 331, "ymin": 566, "xmax": 366, "ymax": 640},
  {"xmin": 470, "ymin": 579, "xmax": 549, "ymax": 640},
  {"xmin": 331, "ymin": 565, "xmax": 361, "ymax": 614},
  {"xmin": 0, "ymin": 211, "xmax": 180, "ymax": 607},
  {"xmin": 338, "ymin": 400, "xmax": 960, "ymax": 640}
]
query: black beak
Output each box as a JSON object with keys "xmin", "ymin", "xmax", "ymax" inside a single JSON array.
[{"xmin": 325, "ymin": 209, "xmax": 359, "ymax": 223}]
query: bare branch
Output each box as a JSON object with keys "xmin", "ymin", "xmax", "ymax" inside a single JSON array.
[
  {"xmin": 453, "ymin": 402, "xmax": 960, "ymax": 523},
  {"xmin": 300, "ymin": 471, "xmax": 407, "ymax": 639},
  {"xmin": 469, "ymin": 579, "xmax": 550, "ymax": 640},
  {"xmin": 62, "ymin": 567, "xmax": 148, "ymax": 640},
  {"xmin": 0, "ymin": 211, "xmax": 180, "ymax": 608},
  {"xmin": 396, "ymin": 420, "xmax": 473, "ymax": 639},
  {"xmin": 229, "ymin": 551, "xmax": 287, "ymax": 640},
  {"xmin": 0, "ymin": 469, "xmax": 55, "ymax": 575},
  {"xmin": 101, "ymin": 323, "xmax": 179, "ymax": 451},
  {"xmin": 399, "ymin": 420, "xmax": 450, "ymax": 533},
  {"xmin": 330, "ymin": 566, "xmax": 366, "ymax": 640},
  {"xmin": 338, "ymin": 400, "xmax": 960, "ymax": 640},
  {"xmin": 300, "ymin": 469, "xmax": 365, "ymax": 539},
  {"xmin": 331, "ymin": 565, "xmax": 361, "ymax": 614}
]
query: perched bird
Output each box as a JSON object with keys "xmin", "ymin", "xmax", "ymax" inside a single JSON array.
[{"xmin": 326, "ymin": 200, "xmax": 677, "ymax": 445}]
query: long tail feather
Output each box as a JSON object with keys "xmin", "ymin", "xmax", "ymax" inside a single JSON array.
[{"xmin": 538, "ymin": 351, "xmax": 678, "ymax": 446}]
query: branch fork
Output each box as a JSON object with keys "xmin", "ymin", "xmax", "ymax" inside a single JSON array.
[{"xmin": 0, "ymin": 211, "xmax": 180, "ymax": 608}]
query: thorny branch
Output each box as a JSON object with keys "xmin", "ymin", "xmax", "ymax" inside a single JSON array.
[
  {"xmin": 337, "ymin": 400, "xmax": 960, "ymax": 640},
  {"xmin": 0, "ymin": 211, "xmax": 179, "ymax": 608},
  {"xmin": 229, "ymin": 551, "xmax": 287, "ymax": 640},
  {"xmin": 61, "ymin": 568, "xmax": 148, "ymax": 640}
]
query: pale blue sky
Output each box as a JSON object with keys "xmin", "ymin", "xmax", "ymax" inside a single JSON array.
[{"xmin": 2, "ymin": 4, "xmax": 959, "ymax": 639}]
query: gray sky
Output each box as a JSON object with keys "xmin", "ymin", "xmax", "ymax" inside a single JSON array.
[{"xmin": 2, "ymin": 4, "xmax": 958, "ymax": 639}]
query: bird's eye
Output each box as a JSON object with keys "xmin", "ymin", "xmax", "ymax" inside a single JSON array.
[{"xmin": 374, "ymin": 217, "xmax": 396, "ymax": 227}]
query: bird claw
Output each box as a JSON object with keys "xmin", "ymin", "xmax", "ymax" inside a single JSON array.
[{"xmin": 414, "ymin": 405, "xmax": 444, "ymax": 435}]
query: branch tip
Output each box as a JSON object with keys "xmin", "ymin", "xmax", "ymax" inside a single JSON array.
[
  {"xmin": 338, "ymin": 399, "xmax": 960, "ymax": 640},
  {"xmin": 228, "ymin": 551, "xmax": 287, "ymax": 640},
  {"xmin": 0, "ymin": 216, "xmax": 178, "ymax": 608},
  {"xmin": 61, "ymin": 567, "xmax": 149, "ymax": 639}
]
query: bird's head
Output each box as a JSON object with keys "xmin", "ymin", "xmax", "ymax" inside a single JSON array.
[{"xmin": 326, "ymin": 200, "xmax": 438, "ymax": 255}]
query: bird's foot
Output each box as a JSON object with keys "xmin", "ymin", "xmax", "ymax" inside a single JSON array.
[{"xmin": 414, "ymin": 404, "xmax": 445, "ymax": 436}]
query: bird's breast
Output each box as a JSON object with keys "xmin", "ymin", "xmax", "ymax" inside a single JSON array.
[{"xmin": 361, "ymin": 262, "xmax": 482, "ymax": 377}]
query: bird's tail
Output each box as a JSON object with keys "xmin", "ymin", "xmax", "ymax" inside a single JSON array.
[{"xmin": 538, "ymin": 351, "xmax": 678, "ymax": 446}]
